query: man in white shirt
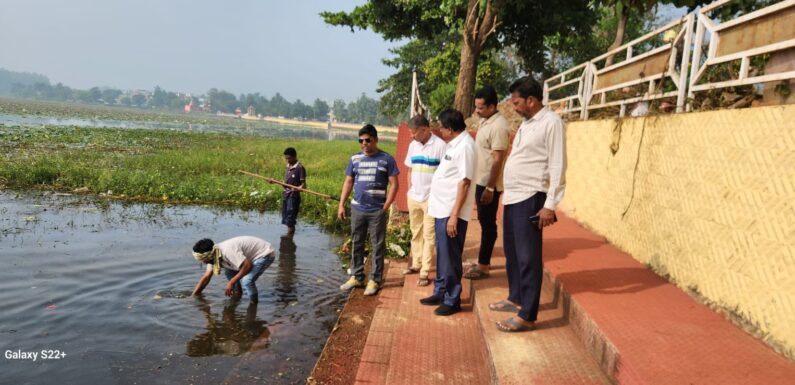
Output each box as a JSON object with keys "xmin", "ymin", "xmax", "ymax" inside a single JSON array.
[
  {"xmin": 191, "ymin": 236, "xmax": 276, "ymax": 305},
  {"xmin": 493, "ymin": 77, "xmax": 566, "ymax": 332},
  {"xmin": 465, "ymin": 85, "xmax": 512, "ymax": 280},
  {"xmin": 403, "ymin": 115, "xmax": 448, "ymax": 286},
  {"xmin": 420, "ymin": 109, "xmax": 477, "ymax": 316}
]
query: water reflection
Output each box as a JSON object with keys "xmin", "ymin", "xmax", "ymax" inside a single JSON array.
[
  {"xmin": 276, "ymin": 234, "xmax": 298, "ymax": 306},
  {"xmin": 186, "ymin": 298, "xmax": 270, "ymax": 357}
]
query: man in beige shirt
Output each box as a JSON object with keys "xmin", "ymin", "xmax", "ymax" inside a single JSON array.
[{"xmin": 465, "ymin": 85, "xmax": 511, "ymax": 280}]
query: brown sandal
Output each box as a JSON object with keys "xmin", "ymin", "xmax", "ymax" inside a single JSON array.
[
  {"xmin": 463, "ymin": 265, "xmax": 489, "ymax": 279},
  {"xmin": 496, "ymin": 317, "xmax": 534, "ymax": 332}
]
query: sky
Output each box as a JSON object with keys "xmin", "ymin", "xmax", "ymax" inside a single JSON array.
[{"xmin": 0, "ymin": 0, "xmax": 400, "ymax": 102}]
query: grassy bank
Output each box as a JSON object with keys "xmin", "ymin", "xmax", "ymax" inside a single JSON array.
[{"xmin": 0, "ymin": 125, "xmax": 405, "ymax": 242}]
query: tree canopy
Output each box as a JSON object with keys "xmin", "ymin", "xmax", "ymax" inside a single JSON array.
[{"xmin": 323, "ymin": 0, "xmax": 596, "ymax": 117}]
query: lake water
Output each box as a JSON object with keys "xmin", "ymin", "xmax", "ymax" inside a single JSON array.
[
  {"xmin": 0, "ymin": 113, "xmax": 396, "ymax": 142},
  {"xmin": 0, "ymin": 191, "xmax": 347, "ymax": 385}
]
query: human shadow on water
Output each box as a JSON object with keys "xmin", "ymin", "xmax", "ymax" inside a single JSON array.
[
  {"xmin": 186, "ymin": 297, "xmax": 270, "ymax": 357},
  {"xmin": 275, "ymin": 234, "xmax": 297, "ymax": 307}
]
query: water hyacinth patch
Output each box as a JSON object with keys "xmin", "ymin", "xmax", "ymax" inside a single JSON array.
[{"xmin": 0, "ymin": 123, "xmax": 396, "ymax": 233}]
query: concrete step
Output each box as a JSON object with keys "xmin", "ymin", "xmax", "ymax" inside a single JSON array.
[
  {"xmin": 541, "ymin": 214, "xmax": 795, "ymax": 385},
  {"xmin": 471, "ymin": 259, "xmax": 612, "ymax": 385}
]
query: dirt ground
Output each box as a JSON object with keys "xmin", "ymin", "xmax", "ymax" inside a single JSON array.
[{"xmin": 306, "ymin": 272, "xmax": 384, "ymax": 385}]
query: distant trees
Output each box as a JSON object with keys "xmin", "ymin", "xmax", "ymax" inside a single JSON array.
[
  {"xmin": 131, "ymin": 94, "xmax": 146, "ymax": 108},
  {"xmin": 312, "ymin": 98, "xmax": 330, "ymax": 120},
  {"xmin": 1, "ymin": 67, "xmax": 393, "ymax": 125},
  {"xmin": 0, "ymin": 68, "xmax": 49, "ymax": 95},
  {"xmin": 101, "ymin": 89, "xmax": 122, "ymax": 104},
  {"xmin": 206, "ymin": 88, "xmax": 239, "ymax": 113}
]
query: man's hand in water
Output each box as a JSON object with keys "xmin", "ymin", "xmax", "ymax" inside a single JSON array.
[
  {"xmin": 192, "ymin": 269, "xmax": 213, "ymax": 296},
  {"xmin": 224, "ymin": 282, "xmax": 239, "ymax": 297}
]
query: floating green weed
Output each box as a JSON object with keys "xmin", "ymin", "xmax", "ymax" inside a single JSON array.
[{"xmin": 1, "ymin": 124, "xmax": 396, "ymax": 233}]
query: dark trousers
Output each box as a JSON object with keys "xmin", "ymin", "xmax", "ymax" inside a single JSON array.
[
  {"xmin": 433, "ymin": 217, "xmax": 468, "ymax": 307},
  {"xmin": 475, "ymin": 184, "xmax": 501, "ymax": 266},
  {"xmin": 350, "ymin": 208, "xmax": 387, "ymax": 283},
  {"xmin": 503, "ymin": 193, "xmax": 545, "ymax": 321},
  {"xmin": 281, "ymin": 194, "xmax": 301, "ymax": 226}
]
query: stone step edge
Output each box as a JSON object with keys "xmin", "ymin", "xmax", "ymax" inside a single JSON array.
[{"xmin": 470, "ymin": 269, "xmax": 624, "ymax": 384}]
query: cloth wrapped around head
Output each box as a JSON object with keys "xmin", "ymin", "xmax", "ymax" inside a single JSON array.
[{"xmin": 193, "ymin": 247, "xmax": 222, "ymax": 275}]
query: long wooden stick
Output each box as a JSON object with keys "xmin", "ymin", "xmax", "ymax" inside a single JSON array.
[{"xmin": 238, "ymin": 170, "xmax": 339, "ymax": 201}]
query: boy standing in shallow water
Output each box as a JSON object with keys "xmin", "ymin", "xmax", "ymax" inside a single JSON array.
[{"xmin": 279, "ymin": 147, "xmax": 306, "ymax": 235}]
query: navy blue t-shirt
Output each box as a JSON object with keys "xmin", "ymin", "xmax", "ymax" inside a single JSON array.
[
  {"xmin": 283, "ymin": 162, "xmax": 306, "ymax": 197},
  {"xmin": 345, "ymin": 150, "xmax": 399, "ymax": 213}
]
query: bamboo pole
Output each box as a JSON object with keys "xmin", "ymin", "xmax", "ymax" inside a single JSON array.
[{"xmin": 238, "ymin": 170, "xmax": 340, "ymax": 201}]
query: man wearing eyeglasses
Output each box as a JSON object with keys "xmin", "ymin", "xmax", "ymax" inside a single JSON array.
[{"xmin": 337, "ymin": 124, "xmax": 400, "ymax": 296}]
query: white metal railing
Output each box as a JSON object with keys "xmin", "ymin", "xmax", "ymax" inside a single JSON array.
[
  {"xmin": 543, "ymin": 62, "xmax": 590, "ymax": 119},
  {"xmin": 541, "ymin": 0, "xmax": 795, "ymax": 120},
  {"xmin": 687, "ymin": 0, "xmax": 795, "ymax": 109},
  {"xmin": 586, "ymin": 14, "xmax": 693, "ymax": 118}
]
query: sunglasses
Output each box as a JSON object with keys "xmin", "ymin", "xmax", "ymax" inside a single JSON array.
[{"xmin": 358, "ymin": 138, "xmax": 373, "ymax": 144}]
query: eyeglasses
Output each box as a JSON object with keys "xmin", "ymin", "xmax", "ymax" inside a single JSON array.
[{"xmin": 358, "ymin": 138, "xmax": 372, "ymax": 144}]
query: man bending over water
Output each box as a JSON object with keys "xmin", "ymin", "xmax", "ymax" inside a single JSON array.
[{"xmin": 191, "ymin": 236, "xmax": 275, "ymax": 304}]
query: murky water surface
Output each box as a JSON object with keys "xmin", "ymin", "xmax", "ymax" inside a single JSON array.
[{"xmin": 0, "ymin": 191, "xmax": 347, "ymax": 384}]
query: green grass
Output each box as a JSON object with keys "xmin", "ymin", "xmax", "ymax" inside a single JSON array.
[{"xmin": 0, "ymin": 124, "xmax": 398, "ymax": 236}]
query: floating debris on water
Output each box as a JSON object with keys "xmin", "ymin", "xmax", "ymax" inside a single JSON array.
[{"xmin": 153, "ymin": 290, "xmax": 192, "ymax": 300}]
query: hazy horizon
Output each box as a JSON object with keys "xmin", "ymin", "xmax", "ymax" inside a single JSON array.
[{"xmin": 0, "ymin": 0, "xmax": 400, "ymax": 102}]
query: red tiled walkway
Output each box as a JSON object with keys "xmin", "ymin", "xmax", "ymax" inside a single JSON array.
[
  {"xmin": 350, "ymin": 212, "xmax": 795, "ymax": 384},
  {"xmin": 539, "ymin": 214, "xmax": 795, "ymax": 384}
]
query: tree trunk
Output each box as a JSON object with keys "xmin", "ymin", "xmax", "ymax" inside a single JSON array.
[
  {"xmin": 606, "ymin": 3, "xmax": 630, "ymax": 66},
  {"xmin": 452, "ymin": 0, "xmax": 498, "ymax": 119},
  {"xmin": 454, "ymin": 40, "xmax": 480, "ymax": 118}
]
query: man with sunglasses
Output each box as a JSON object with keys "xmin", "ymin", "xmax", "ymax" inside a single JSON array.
[{"xmin": 337, "ymin": 124, "xmax": 400, "ymax": 296}]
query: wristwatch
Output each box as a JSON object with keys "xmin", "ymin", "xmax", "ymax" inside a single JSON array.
[{"xmin": 485, "ymin": 186, "xmax": 495, "ymax": 192}]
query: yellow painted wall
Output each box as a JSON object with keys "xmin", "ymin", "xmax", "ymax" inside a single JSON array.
[{"xmin": 561, "ymin": 105, "xmax": 795, "ymax": 358}]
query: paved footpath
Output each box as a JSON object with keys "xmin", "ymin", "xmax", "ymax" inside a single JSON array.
[{"xmin": 351, "ymin": 213, "xmax": 795, "ymax": 384}]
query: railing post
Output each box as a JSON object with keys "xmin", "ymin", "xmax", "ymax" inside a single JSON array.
[
  {"xmin": 688, "ymin": 13, "xmax": 706, "ymax": 112},
  {"xmin": 678, "ymin": 13, "xmax": 694, "ymax": 113},
  {"xmin": 543, "ymin": 81, "xmax": 549, "ymax": 105}
]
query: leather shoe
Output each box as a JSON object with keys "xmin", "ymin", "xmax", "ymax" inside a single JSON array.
[
  {"xmin": 434, "ymin": 304, "xmax": 461, "ymax": 316},
  {"xmin": 419, "ymin": 294, "xmax": 443, "ymax": 306}
]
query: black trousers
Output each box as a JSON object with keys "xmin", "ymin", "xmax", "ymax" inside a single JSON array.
[
  {"xmin": 475, "ymin": 184, "xmax": 501, "ymax": 266},
  {"xmin": 503, "ymin": 193, "xmax": 545, "ymax": 321}
]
